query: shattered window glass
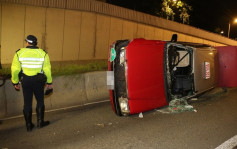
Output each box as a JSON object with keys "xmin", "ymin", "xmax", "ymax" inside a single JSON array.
[{"xmin": 157, "ymin": 98, "xmax": 196, "ymax": 114}]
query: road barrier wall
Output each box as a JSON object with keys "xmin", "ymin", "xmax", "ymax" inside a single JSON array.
[{"xmin": 0, "ymin": 71, "xmax": 109, "ymax": 119}]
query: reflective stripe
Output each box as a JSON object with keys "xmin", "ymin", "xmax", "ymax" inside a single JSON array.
[
  {"xmin": 21, "ymin": 62, "xmax": 44, "ymax": 64},
  {"xmin": 21, "ymin": 64, "xmax": 43, "ymax": 68},
  {"xmin": 19, "ymin": 57, "xmax": 44, "ymax": 61}
]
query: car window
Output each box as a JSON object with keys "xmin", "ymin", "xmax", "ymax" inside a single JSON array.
[{"xmin": 177, "ymin": 51, "xmax": 189, "ymax": 67}]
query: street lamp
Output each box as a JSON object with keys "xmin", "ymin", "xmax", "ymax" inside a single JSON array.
[{"xmin": 228, "ymin": 18, "xmax": 237, "ymax": 38}]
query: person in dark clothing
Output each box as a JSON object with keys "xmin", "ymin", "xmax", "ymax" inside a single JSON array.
[{"xmin": 11, "ymin": 35, "xmax": 53, "ymax": 132}]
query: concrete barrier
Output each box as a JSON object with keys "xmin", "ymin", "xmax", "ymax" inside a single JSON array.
[
  {"xmin": 0, "ymin": 84, "xmax": 6, "ymax": 118},
  {"xmin": 84, "ymin": 72, "xmax": 109, "ymax": 102},
  {"xmin": 0, "ymin": 71, "xmax": 109, "ymax": 119}
]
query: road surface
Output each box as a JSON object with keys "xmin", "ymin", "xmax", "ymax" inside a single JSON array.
[{"xmin": 0, "ymin": 88, "xmax": 237, "ymax": 149}]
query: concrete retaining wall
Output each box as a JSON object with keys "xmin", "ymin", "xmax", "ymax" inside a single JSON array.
[
  {"xmin": 0, "ymin": 71, "xmax": 109, "ymax": 119},
  {"xmin": 1, "ymin": 1, "xmax": 237, "ymax": 66}
]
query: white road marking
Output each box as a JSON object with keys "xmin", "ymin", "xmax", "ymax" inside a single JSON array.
[
  {"xmin": 0, "ymin": 100, "xmax": 110, "ymax": 121},
  {"xmin": 215, "ymin": 135, "xmax": 237, "ymax": 149}
]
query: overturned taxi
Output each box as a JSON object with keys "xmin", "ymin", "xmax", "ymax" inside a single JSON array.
[{"xmin": 107, "ymin": 38, "xmax": 218, "ymax": 116}]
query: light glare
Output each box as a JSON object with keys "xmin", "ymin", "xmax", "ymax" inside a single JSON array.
[{"xmin": 234, "ymin": 18, "xmax": 237, "ymax": 23}]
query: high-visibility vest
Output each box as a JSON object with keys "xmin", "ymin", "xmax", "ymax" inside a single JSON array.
[{"xmin": 11, "ymin": 47, "xmax": 52, "ymax": 84}]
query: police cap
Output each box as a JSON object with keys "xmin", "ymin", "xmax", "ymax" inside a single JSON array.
[{"xmin": 25, "ymin": 35, "xmax": 37, "ymax": 45}]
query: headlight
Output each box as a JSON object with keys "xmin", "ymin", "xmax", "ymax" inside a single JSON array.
[
  {"xmin": 119, "ymin": 97, "xmax": 130, "ymax": 114},
  {"xmin": 120, "ymin": 48, "xmax": 126, "ymax": 65}
]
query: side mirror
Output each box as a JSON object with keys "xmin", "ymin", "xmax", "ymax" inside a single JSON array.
[{"xmin": 171, "ymin": 34, "xmax": 178, "ymax": 42}]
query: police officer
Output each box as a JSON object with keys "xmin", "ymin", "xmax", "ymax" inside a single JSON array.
[{"xmin": 11, "ymin": 35, "xmax": 53, "ymax": 132}]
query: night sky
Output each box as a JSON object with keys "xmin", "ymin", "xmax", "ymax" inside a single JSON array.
[
  {"xmin": 189, "ymin": 0, "xmax": 237, "ymax": 39},
  {"xmin": 106, "ymin": 0, "xmax": 237, "ymax": 39}
]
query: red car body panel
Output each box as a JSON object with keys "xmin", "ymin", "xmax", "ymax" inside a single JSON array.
[
  {"xmin": 126, "ymin": 39, "xmax": 168, "ymax": 114},
  {"xmin": 109, "ymin": 90, "xmax": 115, "ymax": 111},
  {"xmin": 216, "ymin": 46, "xmax": 237, "ymax": 87}
]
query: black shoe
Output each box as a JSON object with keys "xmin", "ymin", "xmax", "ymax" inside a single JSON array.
[
  {"xmin": 36, "ymin": 106, "xmax": 50, "ymax": 128},
  {"xmin": 26, "ymin": 123, "xmax": 35, "ymax": 132},
  {"xmin": 37, "ymin": 120, "xmax": 49, "ymax": 128},
  {"xmin": 23, "ymin": 110, "xmax": 35, "ymax": 132}
]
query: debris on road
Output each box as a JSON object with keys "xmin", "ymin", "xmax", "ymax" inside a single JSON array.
[
  {"xmin": 157, "ymin": 98, "xmax": 197, "ymax": 114},
  {"xmin": 190, "ymin": 98, "xmax": 198, "ymax": 101},
  {"xmin": 96, "ymin": 122, "xmax": 114, "ymax": 128},
  {"xmin": 96, "ymin": 123, "xmax": 105, "ymax": 128},
  {"xmin": 138, "ymin": 113, "xmax": 143, "ymax": 118}
]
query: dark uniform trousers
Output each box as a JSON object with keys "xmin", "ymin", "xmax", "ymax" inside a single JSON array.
[{"xmin": 21, "ymin": 74, "xmax": 45, "ymax": 113}]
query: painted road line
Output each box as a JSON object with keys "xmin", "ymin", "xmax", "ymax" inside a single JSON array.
[
  {"xmin": 0, "ymin": 100, "xmax": 110, "ymax": 121},
  {"xmin": 215, "ymin": 135, "xmax": 237, "ymax": 149}
]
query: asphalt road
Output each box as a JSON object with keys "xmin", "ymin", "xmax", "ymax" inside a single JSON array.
[{"xmin": 0, "ymin": 88, "xmax": 237, "ymax": 149}]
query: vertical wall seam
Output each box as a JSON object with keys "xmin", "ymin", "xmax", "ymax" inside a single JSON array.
[
  {"xmin": 0, "ymin": 3, "xmax": 2, "ymax": 66},
  {"xmin": 43, "ymin": 7, "xmax": 48, "ymax": 51},
  {"xmin": 121, "ymin": 19, "xmax": 124, "ymax": 39},
  {"xmin": 107, "ymin": 16, "xmax": 111, "ymax": 50},
  {"xmin": 93, "ymin": 14, "xmax": 97, "ymax": 59},
  {"xmin": 90, "ymin": 0, "xmax": 96, "ymax": 59},
  {"xmin": 61, "ymin": 9, "xmax": 66, "ymax": 61},
  {"xmin": 78, "ymin": 12, "xmax": 82, "ymax": 60},
  {"xmin": 23, "ymin": 5, "xmax": 26, "ymax": 46}
]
